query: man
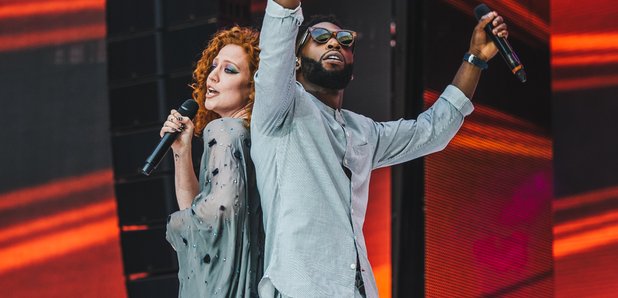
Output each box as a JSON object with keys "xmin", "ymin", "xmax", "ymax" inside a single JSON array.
[{"xmin": 251, "ymin": 0, "xmax": 509, "ymax": 297}]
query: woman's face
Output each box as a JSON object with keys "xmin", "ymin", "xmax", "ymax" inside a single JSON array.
[{"xmin": 204, "ymin": 44, "xmax": 251, "ymax": 117}]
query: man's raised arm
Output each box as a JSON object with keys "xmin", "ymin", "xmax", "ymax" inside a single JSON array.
[
  {"xmin": 252, "ymin": 0, "xmax": 303, "ymax": 134},
  {"xmin": 275, "ymin": 0, "xmax": 299, "ymax": 9}
]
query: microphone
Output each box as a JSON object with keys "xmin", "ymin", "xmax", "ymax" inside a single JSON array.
[
  {"xmin": 474, "ymin": 4, "xmax": 527, "ymax": 83},
  {"xmin": 140, "ymin": 99, "xmax": 199, "ymax": 176}
]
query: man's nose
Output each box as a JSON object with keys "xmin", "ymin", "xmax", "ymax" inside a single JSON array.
[{"xmin": 326, "ymin": 37, "xmax": 341, "ymax": 49}]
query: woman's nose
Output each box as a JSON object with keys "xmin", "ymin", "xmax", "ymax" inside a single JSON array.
[{"xmin": 208, "ymin": 69, "xmax": 218, "ymax": 82}]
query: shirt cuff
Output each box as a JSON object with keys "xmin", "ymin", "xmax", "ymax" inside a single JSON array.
[
  {"xmin": 266, "ymin": 0, "xmax": 304, "ymax": 25},
  {"xmin": 441, "ymin": 85, "xmax": 474, "ymax": 116}
]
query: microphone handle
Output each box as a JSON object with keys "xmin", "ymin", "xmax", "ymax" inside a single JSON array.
[
  {"xmin": 482, "ymin": 21, "xmax": 527, "ymax": 82},
  {"xmin": 140, "ymin": 132, "xmax": 177, "ymax": 176},
  {"xmin": 482, "ymin": 23, "xmax": 520, "ymax": 73}
]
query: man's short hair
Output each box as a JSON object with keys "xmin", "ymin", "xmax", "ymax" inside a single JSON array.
[{"xmin": 295, "ymin": 14, "xmax": 343, "ymax": 56}]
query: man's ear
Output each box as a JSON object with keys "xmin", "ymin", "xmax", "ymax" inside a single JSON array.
[{"xmin": 295, "ymin": 57, "xmax": 301, "ymax": 71}]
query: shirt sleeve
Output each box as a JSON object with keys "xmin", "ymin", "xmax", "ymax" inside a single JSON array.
[
  {"xmin": 372, "ymin": 85, "xmax": 474, "ymax": 169},
  {"xmin": 252, "ymin": 0, "xmax": 304, "ymax": 135}
]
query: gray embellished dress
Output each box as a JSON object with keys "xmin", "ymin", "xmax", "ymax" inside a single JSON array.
[{"xmin": 166, "ymin": 118, "xmax": 263, "ymax": 298}]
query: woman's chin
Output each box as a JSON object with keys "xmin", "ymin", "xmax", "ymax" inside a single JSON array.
[{"xmin": 203, "ymin": 101, "xmax": 216, "ymax": 112}]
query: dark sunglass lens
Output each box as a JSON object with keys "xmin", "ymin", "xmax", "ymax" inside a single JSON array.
[
  {"xmin": 337, "ymin": 32, "xmax": 354, "ymax": 46},
  {"xmin": 311, "ymin": 28, "xmax": 332, "ymax": 43}
]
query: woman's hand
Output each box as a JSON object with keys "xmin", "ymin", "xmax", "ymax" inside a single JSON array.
[{"xmin": 160, "ymin": 109, "xmax": 195, "ymax": 154}]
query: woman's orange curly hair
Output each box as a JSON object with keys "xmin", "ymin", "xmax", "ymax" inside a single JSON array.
[{"xmin": 191, "ymin": 26, "xmax": 260, "ymax": 137}]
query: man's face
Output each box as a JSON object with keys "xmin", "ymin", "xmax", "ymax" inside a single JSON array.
[{"xmin": 298, "ymin": 22, "xmax": 355, "ymax": 90}]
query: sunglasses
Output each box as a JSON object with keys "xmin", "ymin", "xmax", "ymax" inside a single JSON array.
[{"xmin": 296, "ymin": 27, "xmax": 357, "ymax": 55}]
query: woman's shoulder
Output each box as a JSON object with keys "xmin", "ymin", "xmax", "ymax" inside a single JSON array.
[
  {"xmin": 204, "ymin": 118, "xmax": 249, "ymax": 132},
  {"xmin": 203, "ymin": 118, "xmax": 250, "ymax": 143}
]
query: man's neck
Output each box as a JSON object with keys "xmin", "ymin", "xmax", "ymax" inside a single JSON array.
[{"xmin": 298, "ymin": 75, "xmax": 344, "ymax": 110}]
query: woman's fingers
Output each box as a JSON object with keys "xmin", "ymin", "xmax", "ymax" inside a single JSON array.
[
  {"xmin": 159, "ymin": 125, "xmax": 180, "ymax": 137},
  {"xmin": 169, "ymin": 109, "xmax": 195, "ymax": 129},
  {"xmin": 160, "ymin": 120, "xmax": 182, "ymax": 135},
  {"xmin": 160, "ymin": 109, "xmax": 189, "ymax": 137},
  {"xmin": 171, "ymin": 110, "xmax": 183, "ymax": 122}
]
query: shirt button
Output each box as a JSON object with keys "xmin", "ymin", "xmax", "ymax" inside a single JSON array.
[{"xmin": 350, "ymin": 263, "xmax": 357, "ymax": 270}]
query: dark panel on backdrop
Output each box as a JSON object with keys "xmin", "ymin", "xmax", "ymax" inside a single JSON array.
[
  {"xmin": 120, "ymin": 227, "xmax": 178, "ymax": 274},
  {"xmin": 166, "ymin": 74, "xmax": 195, "ymax": 103},
  {"xmin": 107, "ymin": 36, "xmax": 158, "ymax": 82},
  {"xmin": 111, "ymin": 128, "xmax": 174, "ymax": 179},
  {"xmin": 109, "ymin": 81, "xmax": 159, "ymax": 130},
  {"xmin": 127, "ymin": 274, "xmax": 179, "ymax": 298},
  {"xmin": 163, "ymin": 23, "xmax": 218, "ymax": 72},
  {"xmin": 107, "ymin": 0, "xmax": 156, "ymax": 35},
  {"xmin": 164, "ymin": 0, "xmax": 219, "ymax": 26},
  {"xmin": 115, "ymin": 176, "xmax": 177, "ymax": 226},
  {"xmin": 390, "ymin": 1, "xmax": 426, "ymax": 297}
]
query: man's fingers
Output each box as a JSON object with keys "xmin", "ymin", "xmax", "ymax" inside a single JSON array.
[
  {"xmin": 493, "ymin": 23, "xmax": 508, "ymax": 38},
  {"xmin": 492, "ymin": 16, "xmax": 504, "ymax": 27},
  {"xmin": 478, "ymin": 11, "xmax": 497, "ymax": 28}
]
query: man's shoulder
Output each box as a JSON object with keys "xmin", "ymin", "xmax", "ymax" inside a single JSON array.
[{"xmin": 341, "ymin": 108, "xmax": 374, "ymax": 123}]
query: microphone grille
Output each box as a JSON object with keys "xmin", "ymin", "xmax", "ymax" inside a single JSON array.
[
  {"xmin": 474, "ymin": 4, "xmax": 491, "ymax": 21},
  {"xmin": 178, "ymin": 99, "xmax": 199, "ymax": 118}
]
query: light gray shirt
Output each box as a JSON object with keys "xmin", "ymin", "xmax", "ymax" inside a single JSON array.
[{"xmin": 251, "ymin": 1, "xmax": 474, "ymax": 297}]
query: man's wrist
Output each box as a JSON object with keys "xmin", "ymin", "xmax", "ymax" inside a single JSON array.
[{"xmin": 463, "ymin": 52, "xmax": 488, "ymax": 70}]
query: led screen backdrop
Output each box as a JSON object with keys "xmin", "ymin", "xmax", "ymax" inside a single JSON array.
[
  {"xmin": 0, "ymin": 0, "xmax": 125, "ymax": 297},
  {"xmin": 2, "ymin": 0, "xmax": 616, "ymax": 297},
  {"xmin": 423, "ymin": 1, "xmax": 553, "ymax": 297},
  {"xmin": 552, "ymin": 0, "xmax": 618, "ymax": 297}
]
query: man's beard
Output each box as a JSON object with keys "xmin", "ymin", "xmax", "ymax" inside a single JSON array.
[{"xmin": 300, "ymin": 56, "xmax": 353, "ymax": 90}]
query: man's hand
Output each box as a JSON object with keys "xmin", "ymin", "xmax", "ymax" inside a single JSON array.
[
  {"xmin": 274, "ymin": 0, "xmax": 300, "ymax": 9},
  {"xmin": 469, "ymin": 11, "xmax": 509, "ymax": 61}
]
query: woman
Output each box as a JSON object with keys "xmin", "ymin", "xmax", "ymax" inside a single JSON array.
[{"xmin": 162, "ymin": 26, "xmax": 263, "ymax": 297}]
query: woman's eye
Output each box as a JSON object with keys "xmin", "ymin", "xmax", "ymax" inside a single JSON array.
[
  {"xmin": 209, "ymin": 64, "xmax": 217, "ymax": 71},
  {"xmin": 224, "ymin": 65, "xmax": 239, "ymax": 74}
]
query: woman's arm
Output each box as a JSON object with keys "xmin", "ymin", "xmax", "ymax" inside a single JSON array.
[{"xmin": 161, "ymin": 109, "xmax": 199, "ymax": 210}]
